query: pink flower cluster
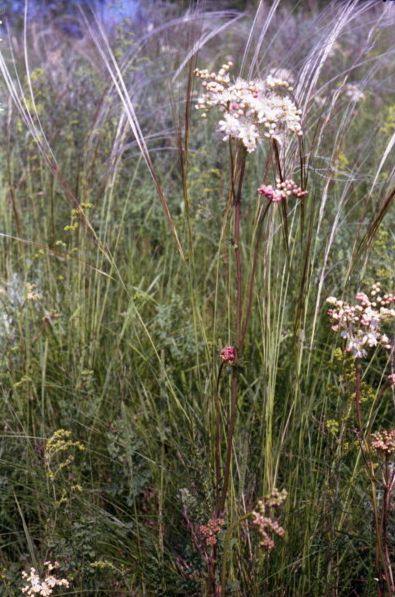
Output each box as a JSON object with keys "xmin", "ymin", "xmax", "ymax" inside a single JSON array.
[
  {"xmin": 388, "ymin": 373, "xmax": 395, "ymax": 388},
  {"xmin": 258, "ymin": 178, "xmax": 307, "ymax": 203},
  {"xmin": 198, "ymin": 517, "xmax": 225, "ymax": 547},
  {"xmin": 326, "ymin": 283, "xmax": 395, "ymax": 358},
  {"xmin": 220, "ymin": 345, "xmax": 237, "ymax": 364},
  {"xmin": 252, "ymin": 513, "xmax": 285, "ymax": 551},
  {"xmin": 251, "ymin": 488, "xmax": 287, "ymax": 552},
  {"xmin": 257, "ymin": 184, "xmax": 283, "ymax": 203},
  {"xmin": 371, "ymin": 429, "xmax": 395, "ymax": 456}
]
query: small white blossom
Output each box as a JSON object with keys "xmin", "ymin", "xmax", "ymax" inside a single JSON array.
[
  {"xmin": 344, "ymin": 83, "xmax": 365, "ymax": 103},
  {"xmin": 21, "ymin": 562, "xmax": 70, "ymax": 596}
]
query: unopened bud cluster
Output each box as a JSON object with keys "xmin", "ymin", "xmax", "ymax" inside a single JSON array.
[
  {"xmin": 198, "ymin": 517, "xmax": 225, "ymax": 547},
  {"xmin": 195, "ymin": 63, "xmax": 302, "ymax": 152},
  {"xmin": 326, "ymin": 283, "xmax": 395, "ymax": 359},
  {"xmin": 258, "ymin": 178, "xmax": 308, "ymax": 203}
]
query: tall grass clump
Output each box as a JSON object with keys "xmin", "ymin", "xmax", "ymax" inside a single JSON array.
[{"xmin": 0, "ymin": 0, "xmax": 394, "ymax": 594}]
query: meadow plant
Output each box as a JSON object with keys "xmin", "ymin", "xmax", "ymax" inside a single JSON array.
[
  {"xmin": 371, "ymin": 431, "xmax": 395, "ymax": 594},
  {"xmin": 0, "ymin": 0, "xmax": 394, "ymax": 594},
  {"xmin": 327, "ymin": 288, "xmax": 395, "ymax": 594},
  {"xmin": 193, "ymin": 42, "xmax": 308, "ymax": 588}
]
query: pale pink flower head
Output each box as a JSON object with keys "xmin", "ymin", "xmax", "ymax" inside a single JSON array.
[
  {"xmin": 229, "ymin": 101, "xmax": 239, "ymax": 111},
  {"xmin": 276, "ymin": 178, "xmax": 308, "ymax": 199},
  {"xmin": 220, "ymin": 345, "xmax": 237, "ymax": 364},
  {"xmin": 326, "ymin": 284, "xmax": 395, "ymax": 359},
  {"xmin": 198, "ymin": 517, "xmax": 225, "ymax": 548},
  {"xmin": 356, "ymin": 292, "xmax": 370, "ymax": 305},
  {"xmin": 251, "ymin": 488, "xmax": 287, "ymax": 552},
  {"xmin": 371, "ymin": 429, "xmax": 395, "ymax": 455},
  {"xmin": 388, "ymin": 373, "xmax": 395, "ymax": 388},
  {"xmin": 257, "ymin": 184, "xmax": 284, "ymax": 203}
]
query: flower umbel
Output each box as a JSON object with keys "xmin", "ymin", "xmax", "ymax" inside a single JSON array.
[
  {"xmin": 195, "ymin": 63, "xmax": 302, "ymax": 152},
  {"xmin": 326, "ymin": 284, "xmax": 395, "ymax": 358}
]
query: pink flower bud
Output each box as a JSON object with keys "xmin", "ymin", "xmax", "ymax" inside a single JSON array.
[
  {"xmin": 257, "ymin": 185, "xmax": 284, "ymax": 203},
  {"xmin": 220, "ymin": 345, "xmax": 237, "ymax": 364}
]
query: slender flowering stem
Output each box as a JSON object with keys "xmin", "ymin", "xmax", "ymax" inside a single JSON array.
[
  {"xmin": 354, "ymin": 363, "xmax": 362, "ymax": 431},
  {"xmin": 353, "ymin": 365, "xmax": 394, "ymax": 595},
  {"xmin": 381, "ymin": 456, "xmax": 395, "ymax": 594},
  {"xmin": 214, "ymin": 361, "xmax": 225, "ymax": 499},
  {"xmin": 218, "ymin": 370, "xmax": 238, "ymax": 514},
  {"xmin": 371, "ymin": 432, "xmax": 395, "ymax": 594},
  {"xmin": 218, "ymin": 143, "xmax": 246, "ymax": 515},
  {"xmin": 240, "ymin": 201, "xmax": 271, "ymax": 351},
  {"xmin": 272, "ymin": 139, "xmax": 289, "ymax": 256},
  {"xmin": 231, "ymin": 142, "xmax": 246, "ymax": 341}
]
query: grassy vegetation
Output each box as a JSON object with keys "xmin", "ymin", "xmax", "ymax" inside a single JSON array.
[{"xmin": 0, "ymin": 1, "xmax": 394, "ymax": 594}]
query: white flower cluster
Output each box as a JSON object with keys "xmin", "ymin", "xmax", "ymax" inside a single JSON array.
[
  {"xmin": 344, "ymin": 83, "xmax": 365, "ymax": 103},
  {"xmin": 326, "ymin": 283, "xmax": 395, "ymax": 359},
  {"xmin": 195, "ymin": 63, "xmax": 302, "ymax": 152},
  {"xmin": 21, "ymin": 562, "xmax": 70, "ymax": 596}
]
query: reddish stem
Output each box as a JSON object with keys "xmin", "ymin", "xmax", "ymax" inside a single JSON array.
[
  {"xmin": 217, "ymin": 144, "xmax": 246, "ymax": 515},
  {"xmin": 214, "ymin": 362, "xmax": 225, "ymax": 503},
  {"xmin": 218, "ymin": 369, "xmax": 239, "ymax": 514},
  {"xmin": 240, "ymin": 202, "xmax": 271, "ymax": 352}
]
